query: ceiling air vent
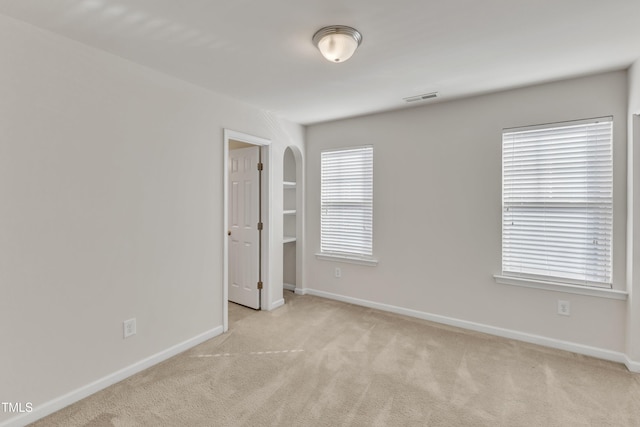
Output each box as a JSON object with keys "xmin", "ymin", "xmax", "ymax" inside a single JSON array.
[{"xmin": 403, "ymin": 92, "xmax": 439, "ymax": 103}]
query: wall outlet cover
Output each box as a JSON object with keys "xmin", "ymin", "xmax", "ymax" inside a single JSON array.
[
  {"xmin": 557, "ymin": 300, "xmax": 571, "ymax": 316},
  {"xmin": 124, "ymin": 318, "xmax": 137, "ymax": 338}
]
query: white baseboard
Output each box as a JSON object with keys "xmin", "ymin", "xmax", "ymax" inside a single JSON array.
[
  {"xmin": 283, "ymin": 283, "xmax": 296, "ymax": 292},
  {"xmin": 304, "ymin": 288, "xmax": 632, "ymax": 370},
  {"xmin": 294, "ymin": 287, "xmax": 308, "ymax": 295},
  {"xmin": 625, "ymin": 356, "xmax": 640, "ymax": 373},
  {"xmin": 1, "ymin": 326, "xmax": 223, "ymax": 427},
  {"xmin": 268, "ymin": 298, "xmax": 285, "ymax": 310}
]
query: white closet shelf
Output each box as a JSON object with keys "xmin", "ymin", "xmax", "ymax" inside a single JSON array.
[
  {"xmin": 283, "ymin": 181, "xmax": 297, "ymax": 189},
  {"xmin": 283, "ymin": 236, "xmax": 297, "ymax": 243},
  {"xmin": 283, "ymin": 210, "xmax": 296, "ymax": 215}
]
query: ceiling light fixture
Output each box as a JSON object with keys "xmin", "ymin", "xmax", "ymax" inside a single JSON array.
[{"xmin": 312, "ymin": 25, "xmax": 362, "ymax": 63}]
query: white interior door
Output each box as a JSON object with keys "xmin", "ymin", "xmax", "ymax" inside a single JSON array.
[{"xmin": 228, "ymin": 146, "xmax": 260, "ymax": 309}]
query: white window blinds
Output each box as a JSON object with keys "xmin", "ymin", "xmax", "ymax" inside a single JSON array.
[
  {"xmin": 502, "ymin": 117, "xmax": 613, "ymax": 287},
  {"xmin": 321, "ymin": 146, "xmax": 373, "ymax": 257}
]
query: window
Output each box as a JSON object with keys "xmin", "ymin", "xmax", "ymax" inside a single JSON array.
[
  {"xmin": 321, "ymin": 146, "xmax": 373, "ymax": 258},
  {"xmin": 501, "ymin": 117, "xmax": 613, "ymax": 287}
]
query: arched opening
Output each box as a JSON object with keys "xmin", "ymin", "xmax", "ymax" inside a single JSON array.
[{"xmin": 283, "ymin": 146, "xmax": 303, "ymax": 293}]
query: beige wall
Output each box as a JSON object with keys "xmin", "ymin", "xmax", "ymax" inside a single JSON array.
[
  {"xmin": 0, "ymin": 13, "xmax": 303, "ymax": 425},
  {"xmin": 305, "ymin": 71, "xmax": 629, "ymax": 357}
]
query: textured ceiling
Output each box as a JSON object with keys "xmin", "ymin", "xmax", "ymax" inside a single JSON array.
[{"xmin": 1, "ymin": 0, "xmax": 640, "ymax": 124}]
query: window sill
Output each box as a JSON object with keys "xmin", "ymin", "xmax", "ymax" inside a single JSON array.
[
  {"xmin": 493, "ymin": 274, "xmax": 627, "ymax": 300},
  {"xmin": 315, "ymin": 253, "xmax": 378, "ymax": 267}
]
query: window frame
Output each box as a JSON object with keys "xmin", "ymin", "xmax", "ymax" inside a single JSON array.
[
  {"xmin": 499, "ymin": 116, "xmax": 614, "ymax": 289},
  {"xmin": 317, "ymin": 145, "xmax": 377, "ymax": 266}
]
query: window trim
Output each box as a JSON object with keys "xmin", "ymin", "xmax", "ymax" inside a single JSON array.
[
  {"xmin": 493, "ymin": 274, "xmax": 627, "ymax": 300},
  {"xmin": 320, "ymin": 145, "xmax": 375, "ymax": 260},
  {"xmin": 315, "ymin": 252, "xmax": 378, "ymax": 267},
  {"xmin": 500, "ymin": 116, "xmax": 614, "ymax": 289}
]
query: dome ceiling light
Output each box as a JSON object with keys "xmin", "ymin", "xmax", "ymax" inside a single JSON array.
[{"xmin": 312, "ymin": 25, "xmax": 362, "ymax": 63}]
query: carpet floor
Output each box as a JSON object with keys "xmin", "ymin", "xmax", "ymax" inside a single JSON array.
[{"xmin": 30, "ymin": 292, "xmax": 640, "ymax": 426}]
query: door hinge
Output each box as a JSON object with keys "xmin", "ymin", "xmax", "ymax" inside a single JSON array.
[
  {"xmin": 257, "ymin": 222, "xmax": 263, "ymax": 231},
  {"xmin": 257, "ymin": 281, "xmax": 263, "ymax": 290},
  {"xmin": 257, "ymin": 162, "xmax": 263, "ymax": 171}
]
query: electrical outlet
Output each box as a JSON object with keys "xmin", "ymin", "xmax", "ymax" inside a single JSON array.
[
  {"xmin": 557, "ymin": 300, "xmax": 571, "ymax": 316},
  {"xmin": 334, "ymin": 267, "xmax": 341, "ymax": 278},
  {"xmin": 123, "ymin": 318, "xmax": 137, "ymax": 338}
]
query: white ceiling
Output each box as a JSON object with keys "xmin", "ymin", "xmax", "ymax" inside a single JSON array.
[{"xmin": 2, "ymin": 0, "xmax": 640, "ymax": 125}]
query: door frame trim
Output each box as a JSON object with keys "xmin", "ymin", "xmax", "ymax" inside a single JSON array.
[{"xmin": 223, "ymin": 129, "xmax": 271, "ymax": 332}]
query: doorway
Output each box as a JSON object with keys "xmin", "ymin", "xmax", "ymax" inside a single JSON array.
[
  {"xmin": 228, "ymin": 145, "xmax": 261, "ymax": 309},
  {"xmin": 223, "ymin": 129, "xmax": 271, "ymax": 332}
]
